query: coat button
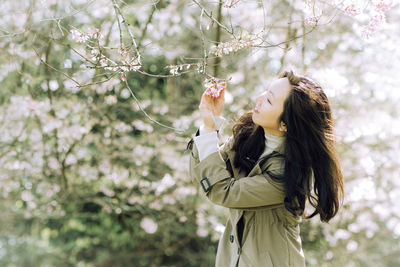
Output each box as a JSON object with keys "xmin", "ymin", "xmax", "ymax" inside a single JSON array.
[
  {"xmin": 229, "ymin": 234, "xmax": 234, "ymax": 243},
  {"xmin": 237, "ymin": 247, "xmax": 241, "ymax": 254}
]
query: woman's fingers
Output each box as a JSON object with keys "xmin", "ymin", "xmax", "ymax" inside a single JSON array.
[
  {"xmin": 199, "ymin": 92, "xmax": 214, "ymax": 115},
  {"xmin": 199, "ymin": 93, "xmax": 216, "ymax": 129},
  {"xmin": 204, "ymin": 81, "xmax": 226, "ymax": 98},
  {"xmin": 200, "ymin": 80, "xmax": 227, "ymax": 117},
  {"xmin": 213, "ymin": 83, "xmax": 225, "ymax": 116}
]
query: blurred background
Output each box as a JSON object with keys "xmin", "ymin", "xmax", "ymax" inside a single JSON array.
[{"xmin": 0, "ymin": 0, "xmax": 399, "ymax": 266}]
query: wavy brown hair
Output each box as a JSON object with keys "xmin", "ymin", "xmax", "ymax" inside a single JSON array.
[{"xmin": 230, "ymin": 69, "xmax": 344, "ymax": 223}]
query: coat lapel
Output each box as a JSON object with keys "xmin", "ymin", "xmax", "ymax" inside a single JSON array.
[
  {"xmin": 225, "ymin": 141, "xmax": 285, "ymax": 177},
  {"xmin": 224, "ymin": 142, "xmax": 286, "ymax": 245}
]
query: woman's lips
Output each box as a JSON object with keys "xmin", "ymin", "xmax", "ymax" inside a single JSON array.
[{"xmin": 253, "ymin": 107, "xmax": 259, "ymax": 113}]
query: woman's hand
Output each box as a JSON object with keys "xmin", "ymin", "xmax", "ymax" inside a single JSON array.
[{"xmin": 199, "ymin": 82, "xmax": 226, "ymax": 131}]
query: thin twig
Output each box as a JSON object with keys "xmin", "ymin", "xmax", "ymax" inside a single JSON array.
[
  {"xmin": 39, "ymin": 0, "xmax": 97, "ymax": 22},
  {"xmin": 191, "ymin": 0, "xmax": 234, "ymax": 35},
  {"xmin": 78, "ymin": 72, "xmax": 119, "ymax": 88},
  {"xmin": 123, "ymin": 79, "xmax": 186, "ymax": 134},
  {"xmin": 111, "ymin": 0, "xmax": 141, "ymax": 61},
  {"xmin": 32, "ymin": 40, "xmax": 81, "ymax": 87}
]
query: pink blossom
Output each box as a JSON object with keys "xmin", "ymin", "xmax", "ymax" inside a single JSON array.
[
  {"xmin": 372, "ymin": 12, "xmax": 386, "ymax": 23},
  {"xmin": 100, "ymin": 186, "xmax": 115, "ymax": 197},
  {"xmin": 70, "ymin": 29, "xmax": 88, "ymax": 43},
  {"xmin": 360, "ymin": 6, "xmax": 389, "ymax": 40},
  {"xmin": 166, "ymin": 132, "xmax": 175, "ymax": 141},
  {"xmin": 375, "ymin": 0, "xmax": 393, "ymax": 13},
  {"xmin": 149, "ymin": 202, "xmax": 162, "ymax": 210},
  {"xmin": 196, "ymin": 228, "xmax": 208, "ymax": 237},
  {"xmin": 140, "ymin": 217, "xmax": 158, "ymax": 234},
  {"xmin": 212, "ymin": 33, "xmax": 254, "ymax": 57},
  {"xmin": 223, "ymin": 0, "xmax": 240, "ymax": 8},
  {"xmin": 203, "ymin": 78, "xmax": 226, "ymax": 98},
  {"xmin": 304, "ymin": 15, "xmax": 321, "ymax": 26},
  {"xmin": 21, "ymin": 190, "xmax": 34, "ymax": 202},
  {"xmin": 88, "ymin": 27, "xmax": 104, "ymax": 39},
  {"xmin": 105, "ymin": 95, "xmax": 117, "ymax": 105},
  {"xmin": 121, "ymin": 74, "xmax": 126, "ymax": 81},
  {"xmin": 344, "ymin": 5, "xmax": 360, "ymax": 16}
]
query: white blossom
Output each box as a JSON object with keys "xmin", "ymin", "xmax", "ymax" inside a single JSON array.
[{"xmin": 70, "ymin": 29, "xmax": 88, "ymax": 43}]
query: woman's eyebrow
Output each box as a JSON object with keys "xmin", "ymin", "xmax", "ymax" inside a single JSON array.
[
  {"xmin": 266, "ymin": 88, "xmax": 275, "ymax": 99},
  {"xmin": 270, "ymin": 90, "xmax": 275, "ymax": 98}
]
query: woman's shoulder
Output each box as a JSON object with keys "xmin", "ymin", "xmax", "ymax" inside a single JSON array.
[
  {"xmin": 218, "ymin": 134, "xmax": 285, "ymax": 172},
  {"xmin": 218, "ymin": 135, "xmax": 235, "ymax": 160},
  {"xmin": 259, "ymin": 152, "xmax": 285, "ymax": 175}
]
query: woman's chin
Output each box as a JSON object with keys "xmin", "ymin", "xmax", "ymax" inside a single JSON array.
[{"xmin": 251, "ymin": 113, "xmax": 258, "ymax": 124}]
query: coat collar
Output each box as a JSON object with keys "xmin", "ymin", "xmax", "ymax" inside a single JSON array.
[
  {"xmin": 273, "ymin": 141, "xmax": 285, "ymax": 155},
  {"xmin": 225, "ymin": 141, "xmax": 285, "ymax": 177},
  {"xmin": 224, "ymin": 137, "xmax": 285, "ymax": 158}
]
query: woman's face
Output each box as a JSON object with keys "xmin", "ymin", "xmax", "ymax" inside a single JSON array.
[{"xmin": 252, "ymin": 77, "xmax": 292, "ymax": 136}]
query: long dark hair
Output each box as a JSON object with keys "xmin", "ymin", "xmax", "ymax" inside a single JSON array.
[{"xmin": 230, "ymin": 69, "xmax": 344, "ymax": 223}]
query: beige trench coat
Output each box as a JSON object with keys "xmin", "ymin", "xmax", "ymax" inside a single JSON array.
[{"xmin": 187, "ymin": 129, "xmax": 306, "ymax": 267}]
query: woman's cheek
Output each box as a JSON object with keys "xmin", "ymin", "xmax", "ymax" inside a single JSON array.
[{"xmin": 259, "ymin": 110, "xmax": 269, "ymax": 122}]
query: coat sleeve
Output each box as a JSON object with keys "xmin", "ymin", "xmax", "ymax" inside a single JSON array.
[{"xmin": 187, "ymin": 132, "xmax": 285, "ymax": 209}]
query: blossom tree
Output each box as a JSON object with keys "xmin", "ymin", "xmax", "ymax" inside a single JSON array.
[{"xmin": 0, "ymin": 0, "xmax": 399, "ymax": 266}]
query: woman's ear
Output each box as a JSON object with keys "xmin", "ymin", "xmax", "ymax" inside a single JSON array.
[{"xmin": 279, "ymin": 121, "xmax": 287, "ymax": 132}]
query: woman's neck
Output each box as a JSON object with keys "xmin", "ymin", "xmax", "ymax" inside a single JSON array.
[
  {"xmin": 263, "ymin": 131, "xmax": 285, "ymax": 155},
  {"xmin": 262, "ymin": 127, "xmax": 286, "ymax": 137}
]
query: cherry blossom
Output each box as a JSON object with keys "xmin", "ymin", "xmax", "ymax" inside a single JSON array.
[
  {"xmin": 203, "ymin": 78, "xmax": 226, "ymax": 98},
  {"xmin": 166, "ymin": 63, "xmax": 196, "ymax": 76},
  {"xmin": 87, "ymin": 27, "xmax": 104, "ymax": 39},
  {"xmin": 140, "ymin": 217, "xmax": 158, "ymax": 234},
  {"xmin": 212, "ymin": 34, "xmax": 254, "ymax": 57},
  {"xmin": 304, "ymin": 15, "xmax": 322, "ymax": 26},
  {"xmin": 344, "ymin": 4, "xmax": 361, "ymax": 16},
  {"xmin": 0, "ymin": 0, "xmax": 399, "ymax": 265},
  {"xmin": 374, "ymin": 0, "xmax": 393, "ymax": 13},
  {"xmin": 70, "ymin": 29, "xmax": 88, "ymax": 43},
  {"xmin": 223, "ymin": 0, "xmax": 241, "ymax": 8}
]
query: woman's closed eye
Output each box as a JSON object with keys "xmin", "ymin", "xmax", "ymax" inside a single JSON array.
[{"xmin": 263, "ymin": 96, "xmax": 271, "ymax": 105}]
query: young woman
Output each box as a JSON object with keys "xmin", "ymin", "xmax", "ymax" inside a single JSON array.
[{"xmin": 187, "ymin": 69, "xmax": 344, "ymax": 267}]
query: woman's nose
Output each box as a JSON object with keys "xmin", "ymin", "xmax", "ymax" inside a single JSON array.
[
  {"xmin": 256, "ymin": 93, "xmax": 264, "ymax": 105},
  {"xmin": 256, "ymin": 94, "xmax": 262, "ymax": 104}
]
